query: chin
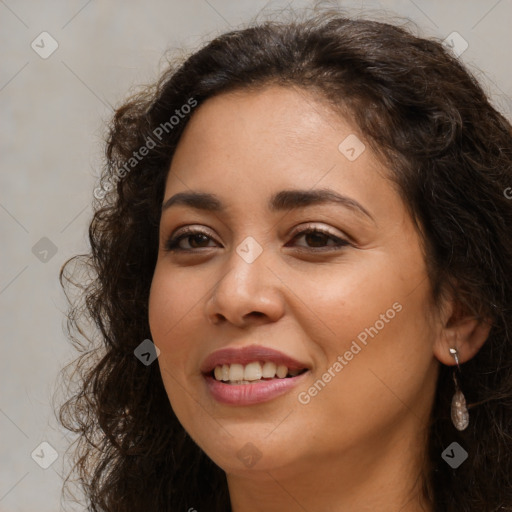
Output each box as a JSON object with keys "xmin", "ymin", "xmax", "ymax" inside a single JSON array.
[{"xmin": 192, "ymin": 424, "xmax": 302, "ymax": 474}]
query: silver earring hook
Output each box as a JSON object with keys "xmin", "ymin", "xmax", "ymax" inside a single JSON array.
[{"xmin": 449, "ymin": 347, "xmax": 461, "ymax": 372}]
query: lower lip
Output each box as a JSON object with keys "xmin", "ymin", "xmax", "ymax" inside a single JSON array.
[{"xmin": 204, "ymin": 372, "xmax": 309, "ymax": 405}]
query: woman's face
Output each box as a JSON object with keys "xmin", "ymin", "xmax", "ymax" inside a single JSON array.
[{"xmin": 148, "ymin": 85, "xmax": 441, "ymax": 476}]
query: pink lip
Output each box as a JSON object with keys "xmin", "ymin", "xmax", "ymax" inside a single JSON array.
[
  {"xmin": 204, "ymin": 371, "xmax": 309, "ymax": 405},
  {"xmin": 200, "ymin": 344, "xmax": 309, "ymax": 374},
  {"xmin": 200, "ymin": 344, "xmax": 310, "ymax": 406}
]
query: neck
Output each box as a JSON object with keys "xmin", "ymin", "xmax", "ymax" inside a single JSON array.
[{"xmin": 226, "ymin": 416, "xmax": 433, "ymax": 512}]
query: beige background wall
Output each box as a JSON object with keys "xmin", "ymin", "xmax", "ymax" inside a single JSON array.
[{"xmin": 1, "ymin": 1, "xmax": 511, "ymax": 510}]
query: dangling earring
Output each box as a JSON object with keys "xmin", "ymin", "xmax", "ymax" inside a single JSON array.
[{"xmin": 449, "ymin": 347, "xmax": 469, "ymax": 431}]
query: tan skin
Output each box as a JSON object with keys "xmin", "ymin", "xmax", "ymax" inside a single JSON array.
[{"xmin": 148, "ymin": 85, "xmax": 490, "ymax": 512}]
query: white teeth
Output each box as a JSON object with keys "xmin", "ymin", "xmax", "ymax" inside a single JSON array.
[
  {"xmin": 276, "ymin": 364, "xmax": 288, "ymax": 378},
  {"xmin": 244, "ymin": 362, "xmax": 262, "ymax": 381},
  {"xmin": 212, "ymin": 361, "xmax": 305, "ymax": 383},
  {"xmin": 262, "ymin": 361, "xmax": 277, "ymax": 378},
  {"xmin": 228, "ymin": 363, "xmax": 244, "ymax": 381}
]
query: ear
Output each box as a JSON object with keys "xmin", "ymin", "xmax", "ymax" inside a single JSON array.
[{"xmin": 433, "ymin": 295, "xmax": 493, "ymax": 366}]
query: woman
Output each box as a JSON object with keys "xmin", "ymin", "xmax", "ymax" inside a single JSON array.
[{"xmin": 59, "ymin": 10, "xmax": 512, "ymax": 512}]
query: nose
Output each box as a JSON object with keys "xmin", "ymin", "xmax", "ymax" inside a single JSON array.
[{"xmin": 205, "ymin": 246, "xmax": 285, "ymax": 328}]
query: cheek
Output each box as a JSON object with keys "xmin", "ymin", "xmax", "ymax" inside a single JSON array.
[
  {"xmin": 148, "ymin": 266, "xmax": 207, "ymax": 419},
  {"xmin": 294, "ymin": 308, "xmax": 435, "ymax": 452},
  {"xmin": 286, "ymin": 256, "xmax": 403, "ymax": 351},
  {"xmin": 289, "ymin": 252, "xmax": 435, "ymax": 418},
  {"xmin": 148, "ymin": 265, "xmax": 204, "ymax": 367},
  {"xmin": 149, "ymin": 262, "xmax": 205, "ymax": 335}
]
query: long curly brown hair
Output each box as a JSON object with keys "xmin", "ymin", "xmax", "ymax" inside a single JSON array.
[{"xmin": 59, "ymin": 9, "xmax": 512, "ymax": 512}]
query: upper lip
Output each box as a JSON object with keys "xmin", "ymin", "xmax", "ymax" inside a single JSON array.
[{"xmin": 200, "ymin": 344, "xmax": 310, "ymax": 374}]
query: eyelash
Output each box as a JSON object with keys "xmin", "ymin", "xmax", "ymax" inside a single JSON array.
[{"xmin": 164, "ymin": 225, "xmax": 350, "ymax": 253}]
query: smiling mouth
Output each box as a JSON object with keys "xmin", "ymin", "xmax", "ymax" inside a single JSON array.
[{"xmin": 209, "ymin": 361, "xmax": 309, "ymax": 385}]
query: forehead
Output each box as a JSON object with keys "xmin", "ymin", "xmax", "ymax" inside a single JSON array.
[
  {"xmin": 175, "ymin": 85, "xmax": 350, "ymax": 155},
  {"xmin": 165, "ymin": 85, "xmax": 385, "ymax": 193}
]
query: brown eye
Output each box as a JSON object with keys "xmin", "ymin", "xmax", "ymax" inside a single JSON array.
[
  {"xmin": 165, "ymin": 229, "xmax": 219, "ymax": 251},
  {"xmin": 304, "ymin": 231, "xmax": 331, "ymax": 247},
  {"xmin": 288, "ymin": 227, "xmax": 349, "ymax": 251}
]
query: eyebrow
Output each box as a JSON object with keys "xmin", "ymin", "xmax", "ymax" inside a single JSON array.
[{"xmin": 161, "ymin": 188, "xmax": 374, "ymax": 222}]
